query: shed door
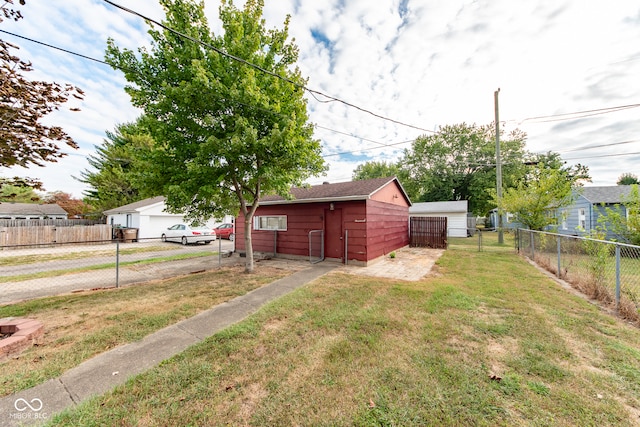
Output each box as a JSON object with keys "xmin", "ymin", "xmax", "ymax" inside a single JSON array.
[{"xmin": 324, "ymin": 208, "xmax": 343, "ymax": 261}]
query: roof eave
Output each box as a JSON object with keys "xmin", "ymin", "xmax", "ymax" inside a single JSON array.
[{"xmin": 259, "ymin": 195, "xmax": 370, "ymax": 206}]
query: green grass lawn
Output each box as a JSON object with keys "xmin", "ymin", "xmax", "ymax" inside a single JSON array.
[
  {"xmin": 0, "ymin": 265, "xmax": 289, "ymax": 397},
  {"xmin": 46, "ymin": 233, "xmax": 640, "ymax": 426}
]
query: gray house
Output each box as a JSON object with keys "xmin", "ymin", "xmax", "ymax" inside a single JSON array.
[
  {"xmin": 555, "ymin": 185, "xmax": 634, "ymax": 238},
  {"xmin": 0, "ymin": 202, "xmax": 68, "ymax": 220}
]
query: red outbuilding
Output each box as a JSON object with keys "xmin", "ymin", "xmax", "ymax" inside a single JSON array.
[{"xmin": 235, "ymin": 177, "xmax": 412, "ymax": 265}]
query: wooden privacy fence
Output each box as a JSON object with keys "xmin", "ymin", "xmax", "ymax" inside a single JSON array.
[
  {"xmin": 0, "ymin": 225, "xmax": 113, "ymax": 247},
  {"xmin": 410, "ymin": 217, "xmax": 448, "ymax": 249},
  {"xmin": 0, "ymin": 219, "xmax": 103, "ymax": 227}
]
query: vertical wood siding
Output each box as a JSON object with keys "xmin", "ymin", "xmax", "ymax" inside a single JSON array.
[
  {"xmin": 237, "ymin": 198, "xmax": 410, "ymax": 263},
  {"xmin": 409, "ymin": 217, "xmax": 447, "ymax": 249}
]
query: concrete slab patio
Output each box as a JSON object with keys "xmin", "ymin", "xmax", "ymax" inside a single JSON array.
[{"xmin": 340, "ymin": 246, "xmax": 445, "ymax": 281}]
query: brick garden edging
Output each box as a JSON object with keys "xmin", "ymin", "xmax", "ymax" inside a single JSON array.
[{"xmin": 0, "ymin": 318, "xmax": 44, "ymax": 359}]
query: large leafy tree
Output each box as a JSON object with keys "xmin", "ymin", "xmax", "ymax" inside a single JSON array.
[
  {"xmin": 400, "ymin": 123, "xmax": 527, "ymax": 214},
  {"xmin": 78, "ymin": 118, "xmax": 155, "ymax": 213},
  {"xmin": 500, "ymin": 162, "xmax": 587, "ymax": 230},
  {"xmin": 352, "ymin": 161, "xmax": 401, "ymax": 181},
  {"xmin": 617, "ymin": 173, "xmax": 639, "ymax": 186},
  {"xmin": 0, "ymin": 0, "xmax": 84, "ymax": 190},
  {"xmin": 105, "ymin": 0, "xmax": 325, "ymax": 272},
  {"xmin": 527, "ymin": 151, "xmax": 590, "ymax": 183},
  {"xmin": 42, "ymin": 191, "xmax": 91, "ymax": 217}
]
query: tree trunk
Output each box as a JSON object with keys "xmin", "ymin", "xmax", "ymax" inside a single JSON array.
[{"xmin": 243, "ymin": 217, "xmax": 254, "ymax": 273}]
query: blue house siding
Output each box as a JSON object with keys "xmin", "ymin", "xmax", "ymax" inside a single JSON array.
[
  {"xmin": 555, "ymin": 186, "xmax": 632, "ymax": 240},
  {"xmin": 488, "ymin": 209, "xmax": 523, "ymax": 230},
  {"xmin": 556, "ymin": 196, "xmax": 591, "ymax": 235}
]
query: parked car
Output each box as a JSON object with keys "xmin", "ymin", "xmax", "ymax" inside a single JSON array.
[
  {"xmin": 161, "ymin": 223, "xmax": 216, "ymax": 245},
  {"xmin": 214, "ymin": 223, "xmax": 235, "ymax": 241}
]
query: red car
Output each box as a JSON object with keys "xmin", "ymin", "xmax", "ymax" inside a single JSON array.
[{"xmin": 214, "ymin": 223, "xmax": 235, "ymax": 241}]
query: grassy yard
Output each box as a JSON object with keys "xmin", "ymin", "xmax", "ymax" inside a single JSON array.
[
  {"xmin": 0, "ymin": 265, "xmax": 290, "ymax": 396},
  {"xmin": 44, "ymin": 233, "xmax": 640, "ymax": 426}
]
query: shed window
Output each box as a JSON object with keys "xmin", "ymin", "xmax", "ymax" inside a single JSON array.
[{"xmin": 254, "ymin": 215, "xmax": 287, "ymax": 231}]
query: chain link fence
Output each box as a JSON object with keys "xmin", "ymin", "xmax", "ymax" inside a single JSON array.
[
  {"xmin": 517, "ymin": 229, "xmax": 640, "ymax": 323},
  {"xmin": 0, "ymin": 238, "xmax": 236, "ymax": 304}
]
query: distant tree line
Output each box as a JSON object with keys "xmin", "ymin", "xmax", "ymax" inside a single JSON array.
[{"xmin": 353, "ymin": 122, "xmax": 590, "ymax": 229}]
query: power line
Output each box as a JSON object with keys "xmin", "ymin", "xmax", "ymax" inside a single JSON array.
[
  {"xmin": 564, "ymin": 151, "xmax": 640, "ymax": 161},
  {"xmin": 0, "ymin": 29, "xmax": 110, "ymax": 65},
  {"xmin": 314, "ymin": 125, "xmax": 417, "ymax": 154},
  {"xmin": 555, "ymin": 139, "xmax": 640, "ymax": 154},
  {"xmin": 1, "ymin": 27, "xmax": 416, "ymax": 159},
  {"xmin": 101, "ymin": 0, "xmax": 436, "ymax": 134},
  {"xmin": 6, "ymin": 21, "xmax": 640, "ymax": 164},
  {"xmin": 515, "ymin": 104, "xmax": 640, "ymax": 124},
  {"xmin": 323, "ymin": 138, "xmax": 415, "ymax": 158}
]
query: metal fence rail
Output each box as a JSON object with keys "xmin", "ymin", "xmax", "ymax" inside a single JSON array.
[
  {"xmin": 517, "ymin": 229, "xmax": 640, "ymax": 321},
  {"xmin": 308, "ymin": 230, "xmax": 324, "ymax": 264},
  {"xmin": 0, "ymin": 238, "xmax": 236, "ymax": 305}
]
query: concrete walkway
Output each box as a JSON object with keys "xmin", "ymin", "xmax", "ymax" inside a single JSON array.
[{"xmin": 0, "ymin": 263, "xmax": 337, "ymax": 427}]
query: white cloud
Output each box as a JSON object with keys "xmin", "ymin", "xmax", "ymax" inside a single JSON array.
[{"xmin": 2, "ymin": 0, "xmax": 640, "ymax": 199}]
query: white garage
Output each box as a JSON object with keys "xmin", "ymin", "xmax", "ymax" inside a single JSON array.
[
  {"xmin": 104, "ymin": 196, "xmax": 233, "ymax": 240},
  {"xmin": 409, "ymin": 201, "xmax": 470, "ymax": 238}
]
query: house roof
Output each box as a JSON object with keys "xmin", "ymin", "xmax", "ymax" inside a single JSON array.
[
  {"xmin": 409, "ymin": 200, "xmax": 468, "ymax": 214},
  {"xmin": 579, "ymin": 186, "xmax": 634, "ymax": 204},
  {"xmin": 259, "ymin": 177, "xmax": 412, "ymax": 206},
  {"xmin": 103, "ymin": 196, "xmax": 166, "ymax": 214},
  {"xmin": 0, "ymin": 202, "xmax": 68, "ymax": 216}
]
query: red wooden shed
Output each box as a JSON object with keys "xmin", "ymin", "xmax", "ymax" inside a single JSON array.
[{"xmin": 235, "ymin": 177, "xmax": 412, "ymax": 265}]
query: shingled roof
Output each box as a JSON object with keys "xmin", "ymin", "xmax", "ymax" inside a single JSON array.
[
  {"xmin": 0, "ymin": 202, "xmax": 68, "ymax": 216},
  {"xmin": 103, "ymin": 196, "xmax": 166, "ymax": 214},
  {"xmin": 259, "ymin": 177, "xmax": 411, "ymax": 205},
  {"xmin": 579, "ymin": 186, "xmax": 634, "ymax": 204}
]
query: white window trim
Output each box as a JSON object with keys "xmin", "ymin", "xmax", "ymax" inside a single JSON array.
[
  {"xmin": 253, "ymin": 215, "xmax": 287, "ymax": 231},
  {"xmin": 578, "ymin": 208, "xmax": 586, "ymax": 229}
]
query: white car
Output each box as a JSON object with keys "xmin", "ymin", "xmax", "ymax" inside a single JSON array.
[{"xmin": 161, "ymin": 223, "xmax": 217, "ymax": 245}]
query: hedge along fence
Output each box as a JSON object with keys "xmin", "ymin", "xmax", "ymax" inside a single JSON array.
[
  {"xmin": 517, "ymin": 229, "xmax": 640, "ymax": 324},
  {"xmin": 0, "ymin": 224, "xmax": 113, "ymax": 248}
]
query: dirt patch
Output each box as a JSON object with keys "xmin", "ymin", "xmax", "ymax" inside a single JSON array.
[{"xmin": 485, "ymin": 337, "xmax": 519, "ymax": 378}]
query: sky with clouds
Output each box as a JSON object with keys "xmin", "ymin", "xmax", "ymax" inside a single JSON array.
[{"xmin": 2, "ymin": 0, "xmax": 639, "ymax": 200}]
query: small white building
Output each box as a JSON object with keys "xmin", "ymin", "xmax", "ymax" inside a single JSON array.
[
  {"xmin": 409, "ymin": 200, "xmax": 469, "ymax": 238},
  {"xmin": 103, "ymin": 196, "xmax": 233, "ymax": 239}
]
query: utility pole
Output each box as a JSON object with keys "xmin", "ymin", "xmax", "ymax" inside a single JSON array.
[{"xmin": 494, "ymin": 88, "xmax": 504, "ymax": 244}]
